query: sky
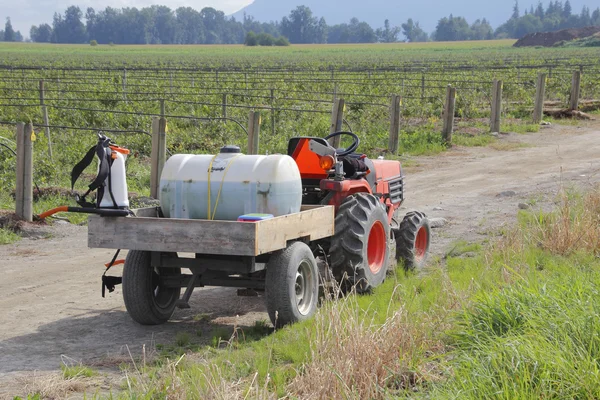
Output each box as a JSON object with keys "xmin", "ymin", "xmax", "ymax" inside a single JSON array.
[{"xmin": 1, "ymin": 0, "xmax": 253, "ymax": 36}]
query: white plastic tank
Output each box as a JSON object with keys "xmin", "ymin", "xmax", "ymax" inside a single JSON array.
[
  {"xmin": 99, "ymin": 146, "xmax": 130, "ymax": 209},
  {"xmin": 159, "ymin": 145, "xmax": 302, "ymax": 221}
]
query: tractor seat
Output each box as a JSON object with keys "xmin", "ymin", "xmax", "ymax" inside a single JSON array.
[
  {"xmin": 287, "ymin": 137, "xmax": 329, "ymax": 157},
  {"xmin": 287, "ymin": 136, "xmax": 375, "ymax": 190}
]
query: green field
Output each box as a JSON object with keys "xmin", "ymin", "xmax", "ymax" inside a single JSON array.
[{"xmin": 0, "ymin": 40, "xmax": 598, "ymax": 201}]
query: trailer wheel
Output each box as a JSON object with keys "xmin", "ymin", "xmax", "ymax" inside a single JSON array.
[
  {"xmin": 122, "ymin": 250, "xmax": 181, "ymax": 325},
  {"xmin": 266, "ymin": 242, "xmax": 318, "ymax": 328},
  {"xmin": 330, "ymin": 193, "xmax": 391, "ymax": 293},
  {"xmin": 395, "ymin": 211, "xmax": 431, "ymax": 271}
]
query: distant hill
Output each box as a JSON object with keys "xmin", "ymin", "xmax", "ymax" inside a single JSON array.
[{"xmin": 231, "ymin": 0, "xmax": 588, "ymax": 32}]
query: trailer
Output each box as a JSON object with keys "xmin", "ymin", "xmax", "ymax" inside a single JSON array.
[
  {"xmin": 80, "ymin": 131, "xmax": 431, "ymax": 328},
  {"xmin": 88, "ymin": 205, "xmax": 335, "ymax": 327}
]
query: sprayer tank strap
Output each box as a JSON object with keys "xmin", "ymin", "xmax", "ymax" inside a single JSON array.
[{"xmin": 71, "ymin": 135, "xmax": 118, "ymax": 208}]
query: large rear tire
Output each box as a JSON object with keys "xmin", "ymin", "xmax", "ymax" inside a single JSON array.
[
  {"xmin": 330, "ymin": 193, "xmax": 390, "ymax": 293},
  {"xmin": 122, "ymin": 250, "xmax": 181, "ymax": 325},
  {"xmin": 396, "ymin": 211, "xmax": 431, "ymax": 271},
  {"xmin": 265, "ymin": 242, "xmax": 319, "ymax": 328}
]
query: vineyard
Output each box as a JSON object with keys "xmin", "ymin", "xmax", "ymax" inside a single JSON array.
[{"xmin": 0, "ymin": 41, "xmax": 599, "ymax": 199}]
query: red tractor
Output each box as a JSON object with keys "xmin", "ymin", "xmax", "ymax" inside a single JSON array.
[{"xmin": 288, "ymin": 131, "xmax": 431, "ymax": 292}]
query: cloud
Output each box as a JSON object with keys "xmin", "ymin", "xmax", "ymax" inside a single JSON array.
[{"xmin": 1, "ymin": 0, "xmax": 253, "ymax": 36}]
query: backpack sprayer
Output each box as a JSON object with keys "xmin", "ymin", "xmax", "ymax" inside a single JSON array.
[{"xmin": 40, "ymin": 133, "xmax": 131, "ymax": 219}]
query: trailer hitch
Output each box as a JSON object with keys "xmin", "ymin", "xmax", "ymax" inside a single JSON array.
[
  {"xmin": 102, "ymin": 275, "xmax": 122, "ymax": 297},
  {"xmin": 102, "ymin": 249, "xmax": 123, "ymax": 298}
]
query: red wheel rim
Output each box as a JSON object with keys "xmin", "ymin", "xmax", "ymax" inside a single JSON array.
[
  {"xmin": 414, "ymin": 226, "xmax": 428, "ymax": 261},
  {"xmin": 367, "ymin": 221, "xmax": 386, "ymax": 274}
]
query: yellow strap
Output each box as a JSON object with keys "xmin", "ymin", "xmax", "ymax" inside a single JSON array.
[{"xmin": 206, "ymin": 154, "xmax": 241, "ymax": 220}]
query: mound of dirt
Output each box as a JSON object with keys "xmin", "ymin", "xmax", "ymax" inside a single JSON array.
[{"xmin": 514, "ymin": 26, "xmax": 600, "ymax": 47}]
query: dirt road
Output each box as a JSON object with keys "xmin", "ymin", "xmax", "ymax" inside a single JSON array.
[{"xmin": 1, "ymin": 121, "xmax": 600, "ymax": 396}]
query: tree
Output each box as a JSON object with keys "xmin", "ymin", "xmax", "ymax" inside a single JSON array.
[
  {"xmin": 376, "ymin": 19, "xmax": 401, "ymax": 43},
  {"xmin": 562, "ymin": 1, "xmax": 572, "ymax": 19},
  {"xmin": 175, "ymin": 7, "xmax": 205, "ymax": 44},
  {"xmin": 30, "ymin": 24, "xmax": 52, "ymax": 42},
  {"xmin": 512, "ymin": 0, "xmax": 520, "ymax": 19},
  {"xmin": 592, "ymin": 8, "xmax": 600, "ymax": 25},
  {"xmin": 580, "ymin": 6, "xmax": 591, "ymax": 26},
  {"xmin": 200, "ymin": 7, "xmax": 226, "ymax": 44},
  {"xmin": 534, "ymin": 2, "xmax": 545, "ymax": 19},
  {"xmin": 4, "ymin": 17, "xmax": 15, "ymax": 42},
  {"xmin": 514, "ymin": 14, "xmax": 543, "ymax": 37},
  {"xmin": 52, "ymin": 6, "xmax": 87, "ymax": 43},
  {"xmin": 281, "ymin": 6, "xmax": 321, "ymax": 44},
  {"xmin": 245, "ymin": 31, "xmax": 258, "ymax": 46},
  {"xmin": 402, "ymin": 18, "xmax": 428, "ymax": 42},
  {"xmin": 470, "ymin": 18, "xmax": 493, "ymax": 40},
  {"xmin": 434, "ymin": 15, "xmax": 471, "ymax": 41}
]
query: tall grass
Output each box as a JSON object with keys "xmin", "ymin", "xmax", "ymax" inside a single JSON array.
[{"xmin": 116, "ymin": 187, "xmax": 600, "ymax": 399}]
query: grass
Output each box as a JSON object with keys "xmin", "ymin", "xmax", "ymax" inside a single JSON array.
[
  {"xmin": 110, "ymin": 185, "xmax": 600, "ymax": 399},
  {"xmin": 501, "ymin": 122, "xmax": 541, "ymax": 134},
  {"xmin": 0, "ymin": 227, "xmax": 20, "ymax": 244},
  {"xmin": 60, "ymin": 364, "xmax": 97, "ymax": 380}
]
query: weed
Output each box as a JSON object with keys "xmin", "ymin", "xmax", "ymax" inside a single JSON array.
[
  {"xmin": 175, "ymin": 331, "xmax": 191, "ymax": 347},
  {"xmin": 193, "ymin": 313, "xmax": 211, "ymax": 322},
  {"xmin": 60, "ymin": 364, "xmax": 97, "ymax": 379},
  {"xmin": 0, "ymin": 227, "xmax": 20, "ymax": 244},
  {"xmin": 210, "ymin": 327, "xmax": 232, "ymax": 348},
  {"xmin": 501, "ymin": 122, "xmax": 540, "ymax": 134}
]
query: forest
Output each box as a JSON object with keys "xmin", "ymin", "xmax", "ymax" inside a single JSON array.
[{"xmin": 0, "ymin": 1, "xmax": 598, "ymax": 44}]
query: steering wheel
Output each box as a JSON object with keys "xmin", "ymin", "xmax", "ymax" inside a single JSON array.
[{"xmin": 323, "ymin": 131, "xmax": 360, "ymax": 157}]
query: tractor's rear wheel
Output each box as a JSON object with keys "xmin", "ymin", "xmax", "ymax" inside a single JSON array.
[
  {"xmin": 330, "ymin": 193, "xmax": 390, "ymax": 293},
  {"xmin": 122, "ymin": 250, "xmax": 181, "ymax": 325},
  {"xmin": 396, "ymin": 212, "xmax": 431, "ymax": 271},
  {"xmin": 265, "ymin": 242, "xmax": 319, "ymax": 328}
]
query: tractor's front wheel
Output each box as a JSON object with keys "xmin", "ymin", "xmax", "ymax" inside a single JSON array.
[
  {"xmin": 395, "ymin": 211, "xmax": 431, "ymax": 271},
  {"xmin": 122, "ymin": 251, "xmax": 181, "ymax": 325},
  {"xmin": 265, "ymin": 242, "xmax": 319, "ymax": 328},
  {"xmin": 330, "ymin": 193, "xmax": 390, "ymax": 293}
]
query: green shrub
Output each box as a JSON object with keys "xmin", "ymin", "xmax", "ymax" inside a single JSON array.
[
  {"xmin": 274, "ymin": 36, "xmax": 291, "ymax": 46},
  {"xmin": 245, "ymin": 32, "xmax": 258, "ymax": 46},
  {"xmin": 89, "ymin": 40, "xmax": 98, "ymax": 47}
]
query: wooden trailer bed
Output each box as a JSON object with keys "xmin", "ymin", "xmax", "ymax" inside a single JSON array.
[{"xmin": 88, "ymin": 205, "xmax": 335, "ymax": 256}]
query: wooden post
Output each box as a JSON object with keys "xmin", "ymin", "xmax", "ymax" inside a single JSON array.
[
  {"xmin": 169, "ymin": 72, "xmax": 173, "ymax": 93},
  {"xmin": 222, "ymin": 93, "xmax": 227, "ymax": 119},
  {"xmin": 490, "ymin": 80, "xmax": 503, "ymax": 133},
  {"xmin": 388, "ymin": 95, "xmax": 401, "ymax": 154},
  {"xmin": 160, "ymin": 99, "xmax": 165, "ymax": 117},
  {"xmin": 39, "ymin": 80, "xmax": 52, "ymax": 159},
  {"xmin": 270, "ymin": 88, "xmax": 275, "ymax": 137},
  {"xmin": 150, "ymin": 117, "xmax": 167, "ymax": 199},
  {"xmin": 247, "ymin": 111, "xmax": 261, "ymax": 155},
  {"xmin": 421, "ymin": 74, "xmax": 425, "ymax": 101},
  {"xmin": 15, "ymin": 123, "xmax": 24, "ymax": 221},
  {"xmin": 442, "ymin": 85, "xmax": 456, "ymax": 145},
  {"xmin": 329, "ymin": 98, "xmax": 345, "ymax": 148},
  {"xmin": 16, "ymin": 123, "xmax": 33, "ymax": 222},
  {"xmin": 533, "ymin": 73, "xmax": 547, "ymax": 124},
  {"xmin": 569, "ymin": 70, "xmax": 581, "ymax": 111},
  {"xmin": 122, "ymin": 69, "xmax": 127, "ymax": 102}
]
